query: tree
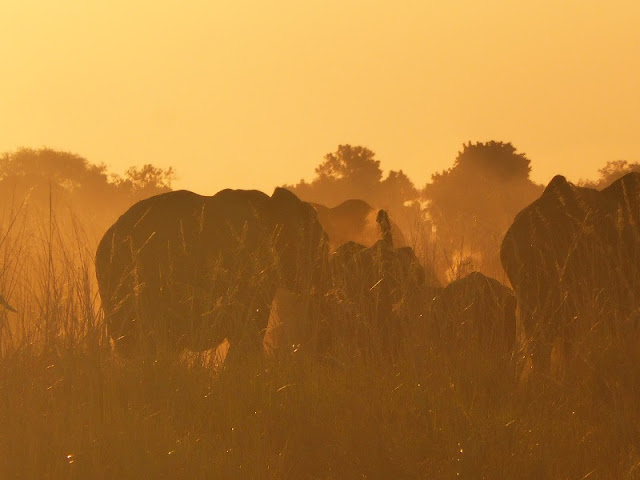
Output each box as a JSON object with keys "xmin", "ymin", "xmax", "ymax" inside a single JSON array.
[
  {"xmin": 0, "ymin": 148, "xmax": 113, "ymax": 197},
  {"xmin": 285, "ymin": 144, "xmax": 423, "ymax": 245},
  {"xmin": 579, "ymin": 160, "xmax": 640, "ymax": 190},
  {"xmin": 449, "ymin": 141, "xmax": 532, "ymax": 181},
  {"xmin": 423, "ymin": 141, "xmax": 543, "ymax": 280},
  {"xmin": 315, "ymin": 145, "xmax": 382, "ymax": 185},
  {"xmin": 114, "ymin": 164, "xmax": 175, "ymax": 202},
  {"xmin": 0, "ymin": 147, "xmax": 175, "ymax": 245},
  {"xmin": 0, "ymin": 148, "xmax": 176, "ymax": 333},
  {"xmin": 288, "ymin": 145, "xmax": 385, "ymax": 205}
]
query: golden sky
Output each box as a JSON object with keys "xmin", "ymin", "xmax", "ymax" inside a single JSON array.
[{"xmin": 1, "ymin": 1, "xmax": 638, "ymax": 194}]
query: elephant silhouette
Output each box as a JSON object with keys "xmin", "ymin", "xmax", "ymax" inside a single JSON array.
[
  {"xmin": 309, "ymin": 199, "xmax": 408, "ymax": 251},
  {"xmin": 327, "ymin": 210, "xmax": 428, "ymax": 356},
  {"xmin": 95, "ymin": 187, "xmax": 329, "ymax": 358},
  {"xmin": 429, "ymin": 271, "xmax": 516, "ymax": 359},
  {"xmin": 501, "ymin": 172, "xmax": 640, "ymax": 369}
]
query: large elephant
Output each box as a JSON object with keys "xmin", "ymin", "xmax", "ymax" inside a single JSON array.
[
  {"xmin": 310, "ymin": 199, "xmax": 408, "ymax": 251},
  {"xmin": 500, "ymin": 173, "xmax": 640, "ymax": 367},
  {"xmin": 429, "ymin": 272, "xmax": 516, "ymax": 358},
  {"xmin": 327, "ymin": 210, "xmax": 430, "ymax": 355},
  {"xmin": 95, "ymin": 187, "xmax": 329, "ymax": 357}
]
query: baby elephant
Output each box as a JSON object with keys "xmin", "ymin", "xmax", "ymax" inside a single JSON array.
[
  {"xmin": 429, "ymin": 272, "xmax": 516, "ymax": 358},
  {"xmin": 328, "ymin": 210, "xmax": 427, "ymax": 356}
]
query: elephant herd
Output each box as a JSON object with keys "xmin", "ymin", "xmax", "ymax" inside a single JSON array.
[{"xmin": 95, "ymin": 172, "xmax": 640, "ymax": 372}]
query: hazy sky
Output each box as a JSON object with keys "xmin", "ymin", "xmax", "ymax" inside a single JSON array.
[{"xmin": 1, "ymin": 1, "xmax": 638, "ymax": 194}]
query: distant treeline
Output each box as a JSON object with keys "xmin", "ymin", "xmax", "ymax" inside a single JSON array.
[
  {"xmin": 286, "ymin": 142, "xmax": 640, "ymax": 281},
  {"xmin": 0, "ymin": 148, "xmax": 174, "ymax": 246},
  {"xmin": 0, "ymin": 144, "xmax": 638, "ymax": 282}
]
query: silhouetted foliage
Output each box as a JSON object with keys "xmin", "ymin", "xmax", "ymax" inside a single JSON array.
[
  {"xmin": 423, "ymin": 141, "xmax": 543, "ymax": 279},
  {"xmin": 118, "ymin": 164, "xmax": 176, "ymax": 199},
  {"xmin": 579, "ymin": 160, "xmax": 640, "ymax": 190},
  {"xmin": 316, "ymin": 145, "xmax": 382, "ymax": 186},
  {"xmin": 447, "ymin": 141, "xmax": 532, "ymax": 181},
  {"xmin": 0, "ymin": 147, "xmax": 174, "ymax": 244},
  {"xmin": 285, "ymin": 145, "xmax": 424, "ymax": 245},
  {"xmin": 0, "ymin": 148, "xmax": 113, "ymax": 200},
  {"xmin": 289, "ymin": 145, "xmax": 384, "ymax": 203}
]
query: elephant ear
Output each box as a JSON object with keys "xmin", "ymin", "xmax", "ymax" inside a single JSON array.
[
  {"xmin": 267, "ymin": 188, "xmax": 329, "ymax": 294},
  {"xmin": 271, "ymin": 187, "xmax": 303, "ymax": 205}
]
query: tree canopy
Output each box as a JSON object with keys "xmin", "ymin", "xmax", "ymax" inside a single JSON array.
[
  {"xmin": 448, "ymin": 141, "xmax": 532, "ymax": 181},
  {"xmin": 290, "ymin": 145, "xmax": 389, "ymax": 204},
  {"xmin": 0, "ymin": 148, "xmax": 174, "ymax": 199},
  {"xmin": 314, "ymin": 145, "xmax": 383, "ymax": 186},
  {"xmin": 423, "ymin": 141, "xmax": 542, "ymax": 279},
  {"xmin": 0, "ymin": 147, "xmax": 175, "ymax": 244},
  {"xmin": 285, "ymin": 144, "xmax": 422, "ymax": 243},
  {"xmin": 579, "ymin": 160, "xmax": 640, "ymax": 190}
]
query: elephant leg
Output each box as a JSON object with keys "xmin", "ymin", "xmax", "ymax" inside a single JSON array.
[
  {"xmin": 224, "ymin": 335, "xmax": 264, "ymax": 369},
  {"xmin": 264, "ymin": 288, "xmax": 311, "ymax": 357},
  {"xmin": 223, "ymin": 306, "xmax": 270, "ymax": 369}
]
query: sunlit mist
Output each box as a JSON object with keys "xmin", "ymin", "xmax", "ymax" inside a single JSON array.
[
  {"xmin": 1, "ymin": 1, "xmax": 638, "ymax": 194},
  {"xmin": 2, "ymin": 2, "xmax": 640, "ymax": 478}
]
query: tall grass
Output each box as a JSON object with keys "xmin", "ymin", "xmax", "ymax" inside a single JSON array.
[{"xmin": 0, "ymin": 204, "xmax": 639, "ymax": 479}]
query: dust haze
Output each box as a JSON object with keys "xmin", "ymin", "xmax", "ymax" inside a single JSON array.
[
  {"xmin": 2, "ymin": 1, "xmax": 640, "ymax": 477},
  {"xmin": 2, "ymin": 142, "xmax": 639, "ymax": 478}
]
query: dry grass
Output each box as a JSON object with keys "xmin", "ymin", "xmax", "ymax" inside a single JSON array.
[{"xmin": 1, "ymin": 207, "xmax": 639, "ymax": 479}]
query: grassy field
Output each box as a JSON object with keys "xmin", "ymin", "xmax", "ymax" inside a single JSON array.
[{"xmin": 1, "ymin": 212, "xmax": 639, "ymax": 479}]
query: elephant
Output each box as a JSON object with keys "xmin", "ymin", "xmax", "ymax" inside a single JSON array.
[
  {"xmin": 500, "ymin": 172, "xmax": 640, "ymax": 368},
  {"xmin": 95, "ymin": 187, "xmax": 329, "ymax": 358},
  {"xmin": 327, "ymin": 210, "xmax": 430, "ymax": 356},
  {"xmin": 309, "ymin": 199, "xmax": 408, "ymax": 251},
  {"xmin": 311, "ymin": 199, "xmax": 440, "ymax": 287},
  {"xmin": 429, "ymin": 272, "xmax": 516, "ymax": 358}
]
